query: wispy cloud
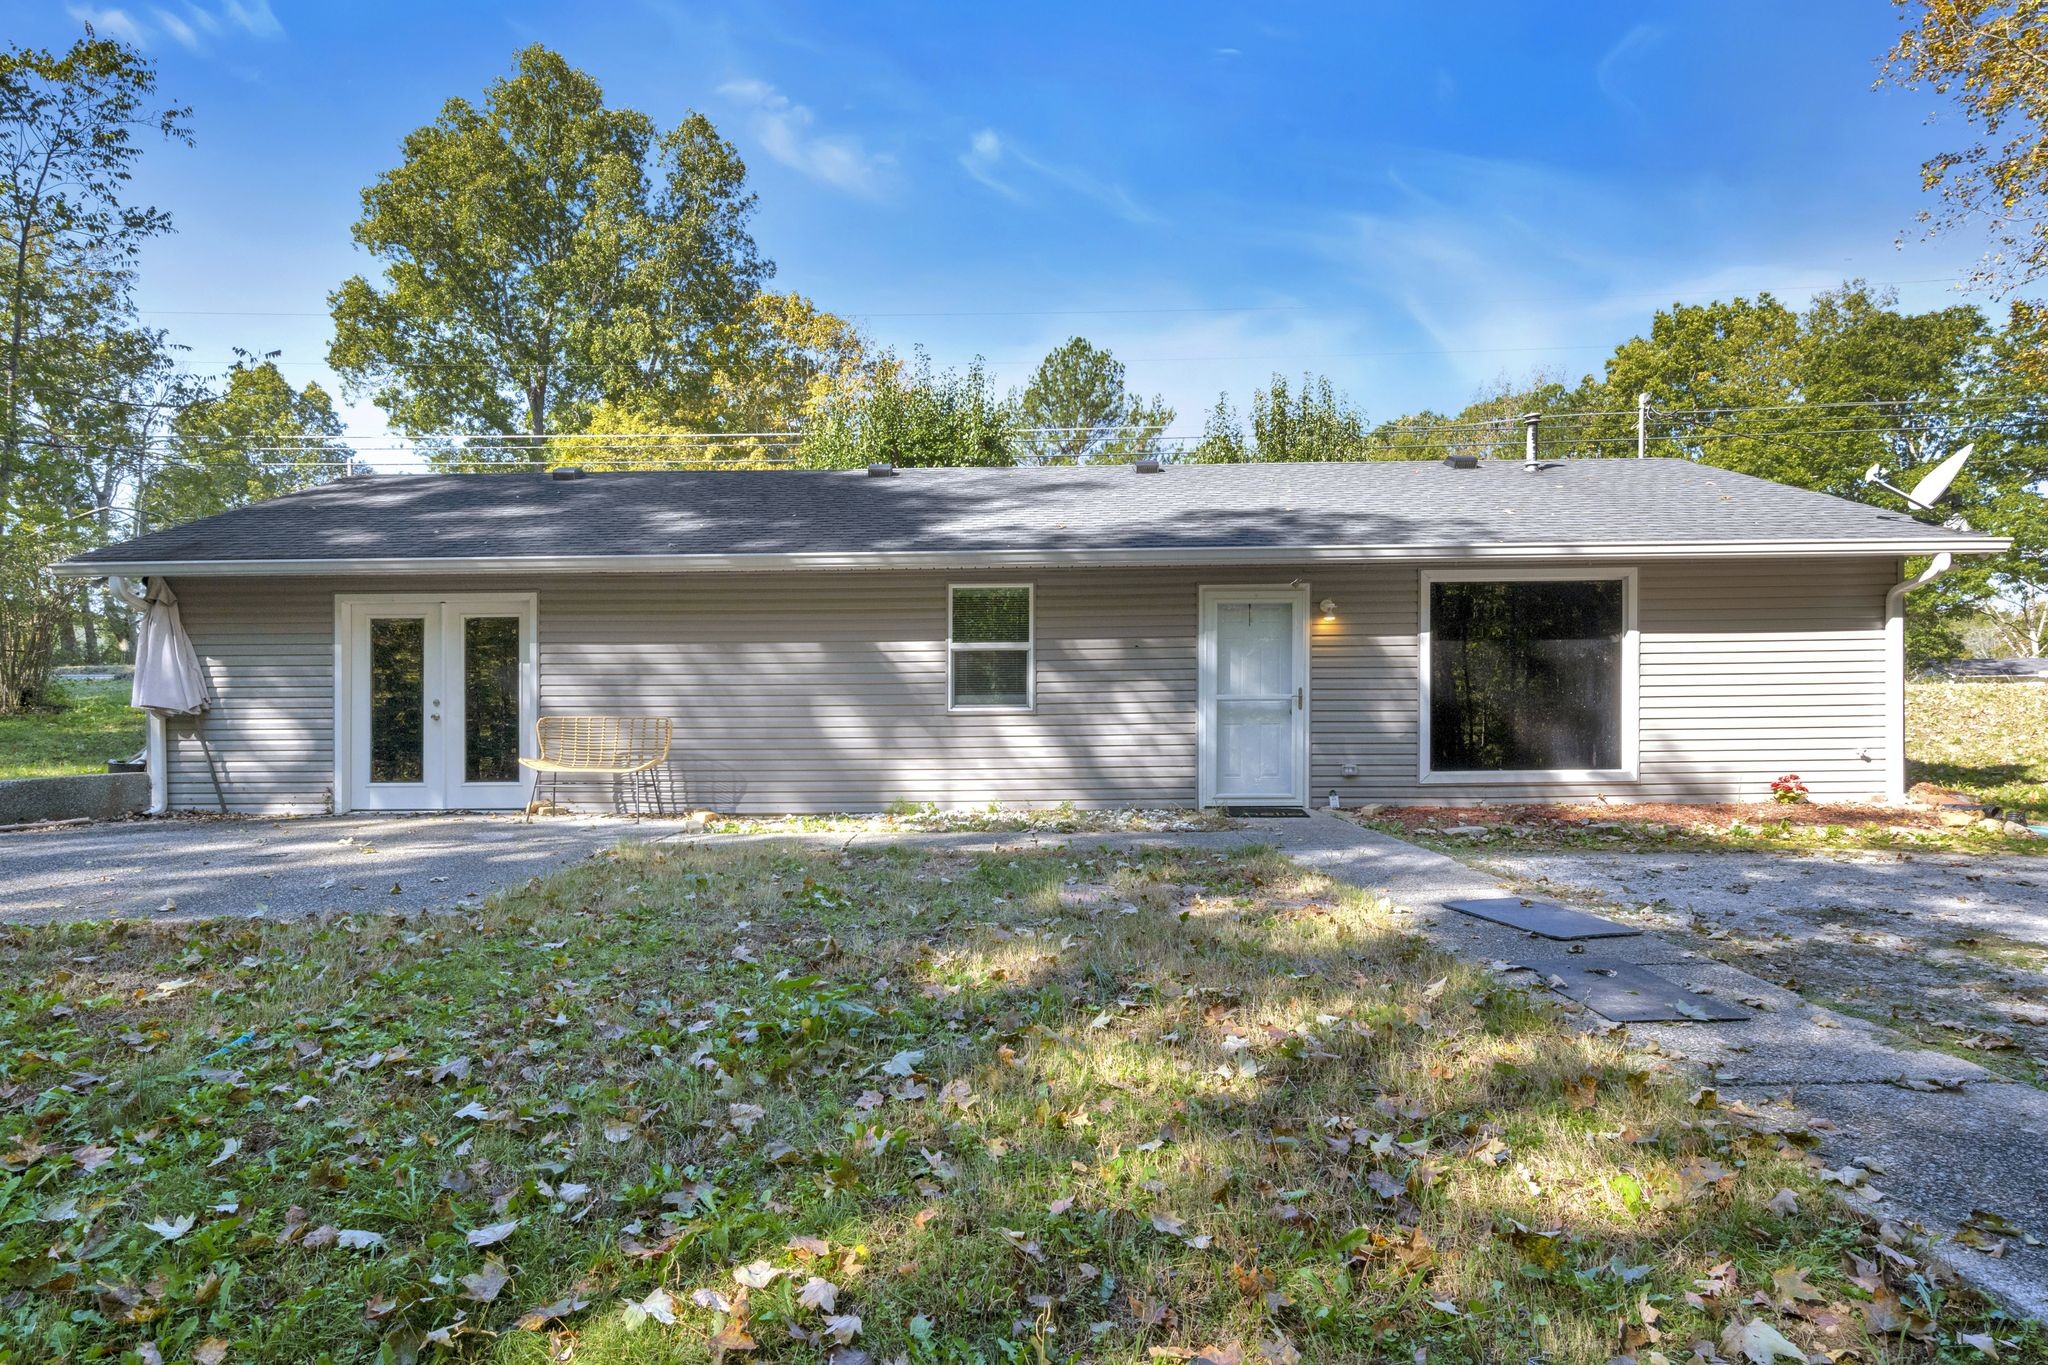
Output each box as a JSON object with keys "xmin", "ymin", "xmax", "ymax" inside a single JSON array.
[
  {"xmin": 1595, "ymin": 24, "xmax": 1662, "ymax": 116},
  {"xmin": 1304, "ymin": 149, "xmax": 1859, "ymax": 397},
  {"xmin": 67, "ymin": 0, "xmax": 281, "ymax": 50},
  {"xmin": 150, "ymin": 7, "xmax": 201, "ymax": 51},
  {"xmin": 959, "ymin": 128, "xmax": 1024, "ymax": 201},
  {"xmin": 66, "ymin": 6, "xmax": 148, "ymax": 45},
  {"xmin": 958, "ymin": 128, "xmax": 1154, "ymax": 224},
  {"xmin": 719, "ymin": 78, "xmax": 894, "ymax": 198},
  {"xmin": 221, "ymin": 0, "xmax": 281, "ymax": 38}
]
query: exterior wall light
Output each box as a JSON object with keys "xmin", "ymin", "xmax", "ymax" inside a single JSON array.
[{"xmin": 1320, "ymin": 598, "xmax": 1337, "ymax": 621}]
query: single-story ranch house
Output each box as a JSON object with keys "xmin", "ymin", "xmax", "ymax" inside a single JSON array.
[{"xmin": 54, "ymin": 458, "xmax": 2006, "ymax": 817}]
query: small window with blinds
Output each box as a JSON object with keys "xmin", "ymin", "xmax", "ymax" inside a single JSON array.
[{"xmin": 949, "ymin": 585, "xmax": 1034, "ymax": 711}]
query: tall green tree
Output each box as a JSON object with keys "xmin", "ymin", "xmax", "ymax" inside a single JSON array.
[
  {"xmin": 0, "ymin": 28, "xmax": 189, "ymax": 524},
  {"xmin": 797, "ymin": 351, "xmax": 1016, "ymax": 469},
  {"xmin": 585, "ymin": 291, "xmax": 884, "ymax": 464},
  {"xmin": 1250, "ymin": 372, "xmax": 1370, "ymax": 461},
  {"xmin": 150, "ymin": 352, "xmax": 355, "ymax": 526},
  {"xmin": 1012, "ymin": 336, "xmax": 1173, "ymax": 461},
  {"xmin": 328, "ymin": 45, "xmax": 769, "ymax": 449},
  {"xmin": 1188, "ymin": 373, "xmax": 1372, "ymax": 462},
  {"xmin": 1880, "ymin": 0, "xmax": 2048, "ymax": 295}
]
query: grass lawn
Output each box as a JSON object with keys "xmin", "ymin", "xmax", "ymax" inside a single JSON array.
[
  {"xmin": 1361, "ymin": 683, "xmax": 2048, "ymax": 858},
  {"xmin": 0, "ymin": 678, "xmax": 145, "ymax": 781},
  {"xmin": 1909, "ymin": 682, "xmax": 2048, "ymax": 819},
  {"xmin": 1, "ymin": 841, "xmax": 2034, "ymax": 1362}
]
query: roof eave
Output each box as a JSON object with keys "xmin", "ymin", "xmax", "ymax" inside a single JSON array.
[{"xmin": 50, "ymin": 536, "xmax": 2015, "ymax": 578}]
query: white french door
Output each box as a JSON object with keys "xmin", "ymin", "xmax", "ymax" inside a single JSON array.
[
  {"xmin": 1198, "ymin": 586, "xmax": 1310, "ymax": 807},
  {"xmin": 335, "ymin": 594, "xmax": 537, "ymax": 811}
]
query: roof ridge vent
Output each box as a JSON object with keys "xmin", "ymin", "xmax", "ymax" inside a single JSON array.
[
  {"xmin": 866, "ymin": 462, "xmax": 896, "ymax": 477},
  {"xmin": 550, "ymin": 466, "xmax": 586, "ymax": 481},
  {"xmin": 1133, "ymin": 457, "xmax": 1163, "ymax": 474},
  {"xmin": 1443, "ymin": 454, "xmax": 1479, "ymax": 470}
]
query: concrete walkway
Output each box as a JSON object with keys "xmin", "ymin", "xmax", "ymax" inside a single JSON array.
[
  {"xmin": 1251, "ymin": 815, "xmax": 2047, "ymax": 1320},
  {"xmin": 0, "ymin": 813, "xmax": 694, "ymax": 924},
  {"xmin": 664, "ymin": 814, "xmax": 2048, "ymax": 1319}
]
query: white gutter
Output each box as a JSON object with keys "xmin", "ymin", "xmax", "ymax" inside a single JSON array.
[
  {"xmin": 1884, "ymin": 552, "xmax": 1953, "ymax": 804},
  {"xmin": 105, "ymin": 575, "xmax": 167, "ymax": 816},
  {"xmin": 51, "ymin": 535, "xmax": 2013, "ymax": 578}
]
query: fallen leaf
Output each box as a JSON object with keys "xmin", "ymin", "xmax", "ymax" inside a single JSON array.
[
  {"xmin": 515, "ymin": 1294, "xmax": 590, "ymax": 1331},
  {"xmin": 465, "ymin": 1219, "xmax": 519, "ymax": 1248},
  {"xmin": 207, "ymin": 1138, "xmax": 241, "ymax": 1168},
  {"xmin": 144, "ymin": 1214, "xmax": 196, "ymax": 1242},
  {"xmin": 1721, "ymin": 1316, "xmax": 1807, "ymax": 1363},
  {"xmin": 1765, "ymin": 1188, "xmax": 1800, "ymax": 1217},
  {"xmin": 72, "ymin": 1144, "xmax": 116, "ymax": 1172},
  {"xmin": 822, "ymin": 1312, "xmax": 862, "ymax": 1344},
  {"xmin": 733, "ymin": 1260, "xmax": 781, "ymax": 1289},
  {"xmin": 459, "ymin": 1258, "xmax": 511, "ymax": 1303},
  {"xmin": 880, "ymin": 1050, "xmax": 923, "ymax": 1077},
  {"xmin": 193, "ymin": 1338, "xmax": 229, "ymax": 1365},
  {"xmin": 797, "ymin": 1276, "xmax": 839, "ymax": 1312},
  {"xmin": 1770, "ymin": 1265, "xmax": 1824, "ymax": 1305},
  {"xmin": 692, "ymin": 1287, "xmax": 733, "ymax": 1312},
  {"xmin": 626, "ymin": 1285, "xmax": 677, "ymax": 1327}
]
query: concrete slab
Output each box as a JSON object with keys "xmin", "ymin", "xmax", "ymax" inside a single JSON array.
[
  {"xmin": 1241, "ymin": 812, "xmax": 2048, "ymax": 1319},
  {"xmin": 1517, "ymin": 959, "xmax": 1752, "ymax": 1022},
  {"xmin": 1446, "ymin": 895, "xmax": 1642, "ymax": 939},
  {"xmin": 1726, "ymin": 1082, "xmax": 2048, "ymax": 1321},
  {"xmin": 0, "ymin": 813, "xmax": 696, "ymax": 924}
]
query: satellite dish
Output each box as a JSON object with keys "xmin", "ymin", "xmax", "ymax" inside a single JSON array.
[
  {"xmin": 1906, "ymin": 443, "xmax": 1973, "ymax": 509},
  {"xmin": 1865, "ymin": 443, "xmax": 1974, "ymax": 512}
]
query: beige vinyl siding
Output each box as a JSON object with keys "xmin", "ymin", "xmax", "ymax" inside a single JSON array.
[
  {"xmin": 163, "ymin": 578, "xmax": 336, "ymax": 813},
  {"xmin": 161, "ymin": 556, "xmax": 1896, "ymax": 815},
  {"xmin": 1306, "ymin": 556, "xmax": 1896, "ymax": 804},
  {"xmin": 166, "ymin": 569, "xmax": 1197, "ymax": 814}
]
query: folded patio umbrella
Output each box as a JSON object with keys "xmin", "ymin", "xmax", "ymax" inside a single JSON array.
[{"xmin": 131, "ymin": 578, "xmax": 210, "ymax": 718}]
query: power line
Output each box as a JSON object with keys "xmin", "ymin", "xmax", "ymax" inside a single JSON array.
[{"xmin": 129, "ymin": 275, "xmax": 1993, "ymax": 323}]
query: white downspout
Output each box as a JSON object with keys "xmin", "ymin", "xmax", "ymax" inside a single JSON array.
[
  {"xmin": 1883, "ymin": 553, "xmax": 1952, "ymax": 804},
  {"xmin": 105, "ymin": 575, "xmax": 167, "ymax": 816}
]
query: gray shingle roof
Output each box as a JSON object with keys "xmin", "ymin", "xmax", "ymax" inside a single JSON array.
[{"xmin": 57, "ymin": 458, "xmax": 2006, "ymax": 574}]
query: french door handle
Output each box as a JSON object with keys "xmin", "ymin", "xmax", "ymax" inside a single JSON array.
[{"xmin": 1295, "ymin": 687, "xmax": 1304, "ymax": 710}]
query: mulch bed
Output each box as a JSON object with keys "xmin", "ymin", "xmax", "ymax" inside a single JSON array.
[{"xmin": 1362, "ymin": 800, "xmax": 1956, "ymax": 837}]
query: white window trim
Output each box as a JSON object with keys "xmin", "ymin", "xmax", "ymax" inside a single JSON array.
[
  {"xmin": 947, "ymin": 583, "xmax": 1035, "ymax": 713},
  {"xmin": 1417, "ymin": 567, "xmax": 1639, "ymax": 785}
]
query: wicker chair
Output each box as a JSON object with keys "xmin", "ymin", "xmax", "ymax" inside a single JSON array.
[{"xmin": 519, "ymin": 716, "xmax": 673, "ymax": 820}]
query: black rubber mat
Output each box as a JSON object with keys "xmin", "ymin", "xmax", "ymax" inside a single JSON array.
[
  {"xmin": 1521, "ymin": 960, "xmax": 1751, "ymax": 1023},
  {"xmin": 1223, "ymin": 806, "xmax": 1310, "ymax": 818},
  {"xmin": 1444, "ymin": 896, "xmax": 1641, "ymax": 940}
]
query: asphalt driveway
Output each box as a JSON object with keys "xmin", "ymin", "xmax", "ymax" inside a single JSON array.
[{"xmin": 0, "ymin": 813, "xmax": 696, "ymax": 924}]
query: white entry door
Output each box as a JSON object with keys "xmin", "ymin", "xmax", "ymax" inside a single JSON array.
[
  {"xmin": 337, "ymin": 594, "xmax": 536, "ymax": 811},
  {"xmin": 1199, "ymin": 586, "xmax": 1310, "ymax": 807}
]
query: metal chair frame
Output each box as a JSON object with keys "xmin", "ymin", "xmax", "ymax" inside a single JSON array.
[{"xmin": 517, "ymin": 715, "xmax": 673, "ymax": 820}]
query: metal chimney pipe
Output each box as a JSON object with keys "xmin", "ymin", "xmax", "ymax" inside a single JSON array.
[{"xmin": 1522, "ymin": 411, "xmax": 1541, "ymax": 469}]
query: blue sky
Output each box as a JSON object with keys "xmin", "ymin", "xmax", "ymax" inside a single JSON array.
[{"xmin": 22, "ymin": 1, "xmax": 2011, "ymax": 441}]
